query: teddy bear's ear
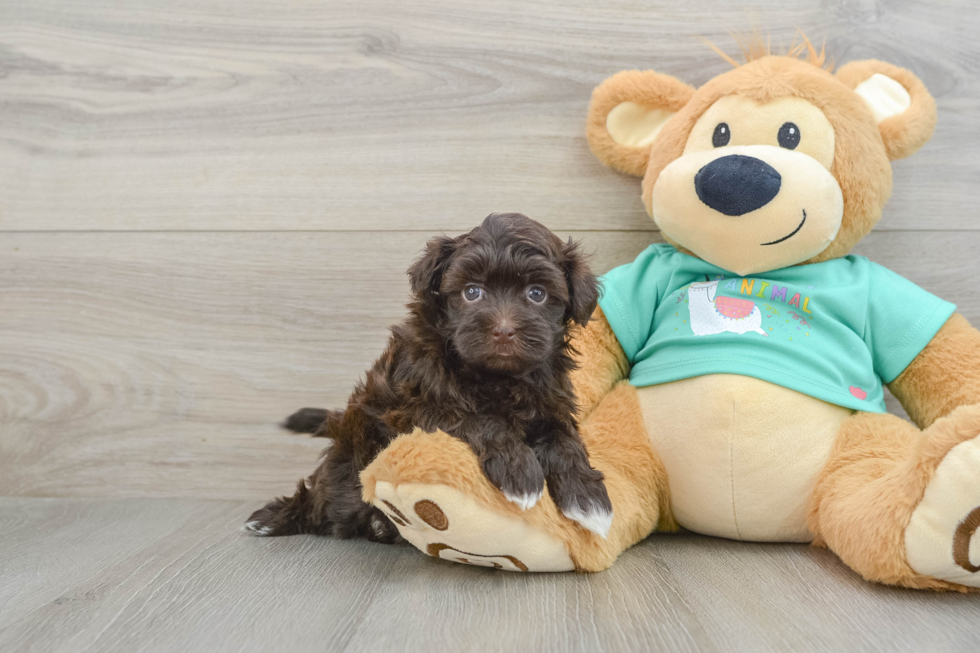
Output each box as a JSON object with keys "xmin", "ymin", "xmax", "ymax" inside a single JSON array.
[
  {"xmin": 835, "ymin": 60, "xmax": 937, "ymax": 161},
  {"xmin": 587, "ymin": 70, "xmax": 696, "ymax": 177}
]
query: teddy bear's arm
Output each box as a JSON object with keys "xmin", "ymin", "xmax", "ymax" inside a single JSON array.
[
  {"xmin": 569, "ymin": 307, "xmax": 630, "ymax": 420},
  {"xmin": 888, "ymin": 313, "xmax": 980, "ymax": 428}
]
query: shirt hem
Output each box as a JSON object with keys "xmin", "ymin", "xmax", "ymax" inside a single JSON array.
[{"xmin": 629, "ymin": 359, "xmax": 886, "ymax": 413}]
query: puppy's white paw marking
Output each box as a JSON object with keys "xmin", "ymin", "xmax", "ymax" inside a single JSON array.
[
  {"xmin": 503, "ymin": 489, "xmax": 543, "ymax": 511},
  {"xmin": 242, "ymin": 521, "xmax": 273, "ymax": 536},
  {"xmin": 562, "ymin": 504, "xmax": 614, "ymax": 539}
]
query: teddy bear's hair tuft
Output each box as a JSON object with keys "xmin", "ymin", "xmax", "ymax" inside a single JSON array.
[{"xmin": 701, "ymin": 30, "xmax": 832, "ymax": 72}]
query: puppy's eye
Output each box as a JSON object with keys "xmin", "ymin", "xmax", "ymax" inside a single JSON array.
[
  {"xmin": 462, "ymin": 285, "xmax": 483, "ymax": 302},
  {"xmin": 777, "ymin": 122, "xmax": 800, "ymax": 150},
  {"xmin": 712, "ymin": 123, "xmax": 730, "ymax": 147},
  {"xmin": 526, "ymin": 286, "xmax": 547, "ymax": 304}
]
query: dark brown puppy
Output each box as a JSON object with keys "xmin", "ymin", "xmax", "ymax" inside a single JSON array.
[{"xmin": 245, "ymin": 213, "xmax": 612, "ymax": 542}]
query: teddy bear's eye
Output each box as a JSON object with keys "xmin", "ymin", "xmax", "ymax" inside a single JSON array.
[
  {"xmin": 712, "ymin": 123, "xmax": 730, "ymax": 147},
  {"xmin": 777, "ymin": 122, "xmax": 800, "ymax": 150}
]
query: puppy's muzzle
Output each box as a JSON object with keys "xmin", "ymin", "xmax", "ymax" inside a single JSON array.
[{"xmin": 492, "ymin": 319, "xmax": 517, "ymax": 344}]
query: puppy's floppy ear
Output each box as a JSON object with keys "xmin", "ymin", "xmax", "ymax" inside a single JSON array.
[
  {"xmin": 836, "ymin": 60, "xmax": 937, "ymax": 160},
  {"xmin": 408, "ymin": 235, "xmax": 458, "ymax": 303},
  {"xmin": 561, "ymin": 238, "xmax": 599, "ymax": 326}
]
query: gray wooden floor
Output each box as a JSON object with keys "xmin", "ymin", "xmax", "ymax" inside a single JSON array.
[
  {"xmin": 1, "ymin": 0, "xmax": 979, "ymax": 651},
  {"xmin": 2, "ymin": 497, "xmax": 979, "ymax": 653}
]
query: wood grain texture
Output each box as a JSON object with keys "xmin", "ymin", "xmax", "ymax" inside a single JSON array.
[
  {"xmin": 0, "ymin": 0, "xmax": 978, "ymax": 232},
  {"xmin": 0, "ymin": 230, "xmax": 653, "ymax": 499},
  {"xmin": 2, "ymin": 230, "xmax": 977, "ymax": 499},
  {"xmin": 0, "ymin": 498, "xmax": 977, "ymax": 653},
  {"xmin": 2, "ymin": 1, "xmax": 979, "ymax": 648}
]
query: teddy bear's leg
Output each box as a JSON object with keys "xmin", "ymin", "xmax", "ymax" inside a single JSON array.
[
  {"xmin": 807, "ymin": 407, "xmax": 980, "ymax": 592},
  {"xmin": 360, "ymin": 381, "xmax": 671, "ymax": 572}
]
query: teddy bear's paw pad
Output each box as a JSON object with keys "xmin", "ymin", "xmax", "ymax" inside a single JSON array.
[
  {"xmin": 371, "ymin": 481, "xmax": 574, "ymax": 572},
  {"xmin": 905, "ymin": 434, "xmax": 980, "ymax": 588}
]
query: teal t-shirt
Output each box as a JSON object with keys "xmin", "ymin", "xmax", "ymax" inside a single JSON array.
[{"xmin": 599, "ymin": 244, "xmax": 956, "ymax": 413}]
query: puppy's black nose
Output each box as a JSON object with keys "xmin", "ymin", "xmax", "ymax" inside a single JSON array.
[
  {"xmin": 694, "ymin": 154, "xmax": 781, "ymax": 216},
  {"xmin": 492, "ymin": 322, "xmax": 516, "ymax": 344}
]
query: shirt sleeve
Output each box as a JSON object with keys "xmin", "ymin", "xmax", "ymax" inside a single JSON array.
[
  {"xmin": 597, "ymin": 246, "xmax": 664, "ymax": 364},
  {"xmin": 866, "ymin": 262, "xmax": 957, "ymax": 384}
]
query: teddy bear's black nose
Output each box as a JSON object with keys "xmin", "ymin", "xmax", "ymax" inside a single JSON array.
[{"xmin": 694, "ymin": 154, "xmax": 782, "ymax": 216}]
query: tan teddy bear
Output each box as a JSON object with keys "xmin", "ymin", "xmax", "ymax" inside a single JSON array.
[{"xmin": 362, "ymin": 42, "xmax": 980, "ymax": 591}]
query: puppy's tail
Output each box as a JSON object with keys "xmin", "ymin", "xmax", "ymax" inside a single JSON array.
[{"xmin": 281, "ymin": 407, "xmax": 343, "ymax": 437}]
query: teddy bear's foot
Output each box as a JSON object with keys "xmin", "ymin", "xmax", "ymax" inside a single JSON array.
[
  {"xmin": 361, "ymin": 384, "xmax": 673, "ymax": 573},
  {"xmin": 810, "ymin": 407, "xmax": 980, "ymax": 591},
  {"xmin": 371, "ymin": 480, "xmax": 574, "ymax": 572},
  {"xmin": 905, "ymin": 433, "xmax": 980, "ymax": 588}
]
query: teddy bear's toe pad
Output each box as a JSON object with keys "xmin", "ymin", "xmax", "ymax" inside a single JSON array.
[
  {"xmin": 371, "ymin": 481, "xmax": 574, "ymax": 572},
  {"xmin": 905, "ymin": 435, "xmax": 980, "ymax": 588}
]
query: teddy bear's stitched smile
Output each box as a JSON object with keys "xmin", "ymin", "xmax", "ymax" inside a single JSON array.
[{"xmin": 761, "ymin": 209, "xmax": 807, "ymax": 246}]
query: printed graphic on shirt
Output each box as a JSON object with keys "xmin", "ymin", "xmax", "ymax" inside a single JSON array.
[
  {"xmin": 687, "ymin": 280, "xmax": 768, "ymax": 337},
  {"xmin": 674, "ymin": 275, "xmax": 817, "ymax": 342},
  {"xmin": 676, "ymin": 275, "xmax": 871, "ymax": 399}
]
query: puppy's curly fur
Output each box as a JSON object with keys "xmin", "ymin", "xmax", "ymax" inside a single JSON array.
[{"xmin": 245, "ymin": 213, "xmax": 612, "ymax": 541}]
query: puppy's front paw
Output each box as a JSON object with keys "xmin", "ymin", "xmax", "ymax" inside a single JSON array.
[
  {"xmin": 481, "ymin": 446, "xmax": 545, "ymax": 511},
  {"xmin": 549, "ymin": 470, "xmax": 614, "ymax": 539}
]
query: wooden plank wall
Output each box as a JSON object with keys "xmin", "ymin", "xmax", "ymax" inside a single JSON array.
[{"xmin": 1, "ymin": 0, "xmax": 978, "ymax": 500}]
